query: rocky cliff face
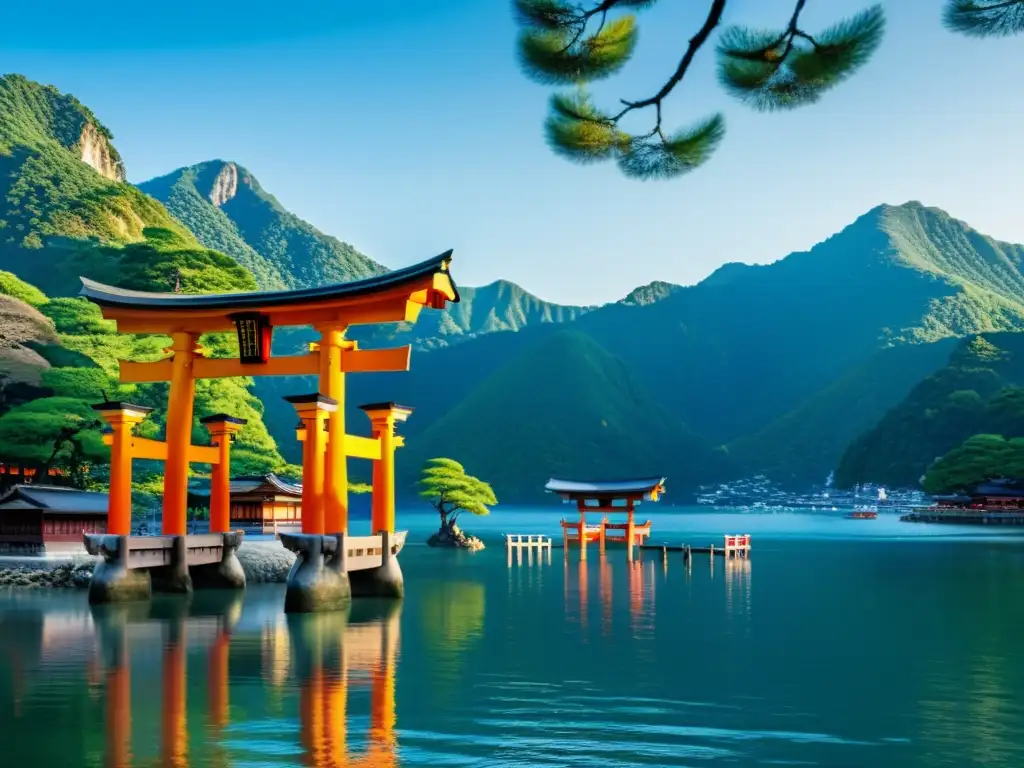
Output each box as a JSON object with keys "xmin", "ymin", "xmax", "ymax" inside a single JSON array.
[
  {"xmin": 209, "ymin": 162, "xmax": 239, "ymax": 207},
  {"xmin": 77, "ymin": 122, "xmax": 125, "ymax": 182}
]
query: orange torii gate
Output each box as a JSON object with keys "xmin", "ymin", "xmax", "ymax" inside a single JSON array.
[
  {"xmin": 79, "ymin": 253, "xmax": 459, "ymax": 607},
  {"xmin": 546, "ymin": 477, "xmax": 666, "ymax": 561}
]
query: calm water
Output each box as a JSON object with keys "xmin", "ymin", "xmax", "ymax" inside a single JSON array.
[{"xmin": 2, "ymin": 508, "xmax": 1024, "ymax": 767}]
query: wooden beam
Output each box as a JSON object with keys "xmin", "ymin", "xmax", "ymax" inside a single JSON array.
[
  {"xmin": 194, "ymin": 355, "xmax": 319, "ymax": 379},
  {"xmin": 344, "ymin": 435, "xmax": 382, "ymax": 461},
  {"xmin": 119, "ymin": 346, "xmax": 411, "ymax": 383},
  {"xmin": 103, "ymin": 434, "xmax": 220, "ymax": 464},
  {"xmin": 341, "ymin": 346, "xmax": 411, "ymax": 373},
  {"xmin": 120, "ymin": 359, "xmax": 174, "ymax": 383}
]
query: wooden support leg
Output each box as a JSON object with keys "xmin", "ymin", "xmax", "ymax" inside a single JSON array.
[{"xmin": 162, "ymin": 333, "xmax": 198, "ymax": 537}]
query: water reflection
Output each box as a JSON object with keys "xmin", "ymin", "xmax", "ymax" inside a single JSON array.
[
  {"xmin": 32, "ymin": 592, "xmax": 405, "ymax": 767},
  {"xmin": 563, "ymin": 555, "xmax": 658, "ymax": 637}
]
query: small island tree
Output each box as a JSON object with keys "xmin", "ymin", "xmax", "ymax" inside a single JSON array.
[{"xmin": 419, "ymin": 458, "xmax": 497, "ymax": 551}]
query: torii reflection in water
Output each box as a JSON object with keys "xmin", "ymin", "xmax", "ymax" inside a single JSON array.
[
  {"xmin": 564, "ymin": 554, "xmax": 657, "ymax": 636},
  {"xmin": 93, "ymin": 595, "xmax": 401, "ymax": 767}
]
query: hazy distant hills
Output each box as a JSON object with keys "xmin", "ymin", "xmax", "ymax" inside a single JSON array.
[{"xmin": 5, "ymin": 73, "xmax": 1024, "ymax": 501}]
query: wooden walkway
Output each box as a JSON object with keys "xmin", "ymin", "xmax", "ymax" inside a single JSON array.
[{"xmin": 640, "ymin": 534, "xmax": 752, "ymax": 560}]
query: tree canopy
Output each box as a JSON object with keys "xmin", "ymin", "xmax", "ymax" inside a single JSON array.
[
  {"xmin": 923, "ymin": 434, "xmax": 1024, "ymax": 494},
  {"xmin": 514, "ymin": 0, "xmax": 1024, "ymax": 180},
  {"xmin": 0, "ymin": 396, "xmax": 107, "ymax": 485},
  {"xmin": 418, "ymin": 458, "xmax": 498, "ymax": 529}
]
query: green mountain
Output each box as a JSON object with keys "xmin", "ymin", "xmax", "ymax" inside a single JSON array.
[
  {"xmin": 0, "ymin": 74, "xmax": 205, "ymax": 296},
  {"xmin": 350, "ymin": 279, "xmax": 590, "ymax": 351},
  {"xmin": 727, "ymin": 339, "xmax": 959, "ymax": 487},
  {"xmin": 360, "ymin": 201, "xmax": 1024, "ymax": 496},
  {"xmin": 836, "ymin": 334, "xmax": 1024, "ymax": 489},
  {"xmin": 138, "ymin": 160, "xmax": 386, "ymax": 289},
  {"xmin": 394, "ymin": 329, "xmax": 727, "ymax": 503},
  {"xmin": 620, "ymin": 280, "xmax": 682, "ymax": 306}
]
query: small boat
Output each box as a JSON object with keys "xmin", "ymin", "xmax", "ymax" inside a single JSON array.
[{"xmin": 846, "ymin": 506, "xmax": 878, "ymax": 520}]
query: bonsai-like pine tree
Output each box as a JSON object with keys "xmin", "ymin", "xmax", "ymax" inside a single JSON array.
[
  {"xmin": 513, "ymin": 0, "xmax": 1024, "ymax": 181},
  {"xmin": 418, "ymin": 458, "xmax": 497, "ymax": 536}
]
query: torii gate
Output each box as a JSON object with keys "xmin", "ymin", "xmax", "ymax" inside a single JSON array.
[{"xmin": 79, "ymin": 252, "xmax": 459, "ymax": 606}]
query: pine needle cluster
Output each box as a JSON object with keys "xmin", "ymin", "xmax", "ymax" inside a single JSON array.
[
  {"xmin": 513, "ymin": 0, "xmax": 891, "ymax": 180},
  {"xmin": 944, "ymin": 0, "xmax": 1024, "ymax": 37},
  {"xmin": 717, "ymin": 6, "xmax": 884, "ymax": 112}
]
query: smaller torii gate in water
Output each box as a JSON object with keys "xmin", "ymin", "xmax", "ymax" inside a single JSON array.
[{"xmin": 80, "ymin": 253, "xmax": 458, "ymax": 610}]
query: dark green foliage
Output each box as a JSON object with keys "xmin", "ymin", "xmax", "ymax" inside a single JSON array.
[
  {"xmin": 396, "ymin": 329, "xmax": 729, "ymax": 503},
  {"xmin": 40, "ymin": 367, "xmax": 110, "ymax": 401},
  {"xmin": 0, "ymin": 396, "xmax": 107, "ymax": 485},
  {"xmin": 40, "ymin": 297, "xmax": 113, "ymax": 335},
  {"xmin": 835, "ymin": 334, "xmax": 1024, "ymax": 489},
  {"xmin": 112, "ymin": 227, "xmax": 257, "ymax": 294},
  {"xmin": 138, "ymin": 161, "xmax": 386, "ymax": 289},
  {"xmin": 717, "ymin": 6, "xmax": 885, "ymax": 112},
  {"xmin": 944, "ymin": 0, "xmax": 1024, "ymax": 37},
  {"xmin": 922, "ymin": 434, "xmax": 1024, "ymax": 494}
]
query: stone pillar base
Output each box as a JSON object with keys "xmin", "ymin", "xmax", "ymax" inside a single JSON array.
[
  {"xmin": 349, "ymin": 555, "xmax": 404, "ymax": 599},
  {"xmin": 192, "ymin": 532, "xmax": 247, "ymax": 590},
  {"xmin": 350, "ymin": 531, "xmax": 404, "ymax": 600},
  {"xmin": 280, "ymin": 533, "xmax": 352, "ymax": 613},
  {"xmin": 151, "ymin": 535, "xmax": 193, "ymax": 595},
  {"xmin": 84, "ymin": 535, "xmax": 152, "ymax": 605}
]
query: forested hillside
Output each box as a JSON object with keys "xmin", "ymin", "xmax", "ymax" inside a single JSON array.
[{"xmin": 837, "ymin": 334, "xmax": 1024, "ymax": 489}]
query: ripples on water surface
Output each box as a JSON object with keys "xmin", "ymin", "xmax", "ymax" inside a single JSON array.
[{"xmin": 1, "ymin": 509, "xmax": 1024, "ymax": 766}]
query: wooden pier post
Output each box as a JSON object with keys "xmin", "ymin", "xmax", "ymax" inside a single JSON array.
[
  {"xmin": 626, "ymin": 502, "xmax": 636, "ymax": 563},
  {"xmin": 599, "ymin": 517, "xmax": 606, "ymax": 555}
]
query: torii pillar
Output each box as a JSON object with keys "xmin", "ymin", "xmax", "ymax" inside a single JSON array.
[
  {"xmin": 90, "ymin": 401, "xmax": 155, "ymax": 605},
  {"xmin": 350, "ymin": 403, "xmax": 412, "ymax": 600},
  {"xmin": 280, "ymin": 394, "xmax": 351, "ymax": 613},
  {"xmin": 92, "ymin": 401, "xmax": 154, "ymax": 536},
  {"xmin": 359, "ymin": 403, "xmax": 413, "ymax": 536},
  {"xmin": 200, "ymin": 414, "xmax": 247, "ymax": 535},
  {"xmin": 163, "ymin": 332, "xmax": 200, "ymax": 537}
]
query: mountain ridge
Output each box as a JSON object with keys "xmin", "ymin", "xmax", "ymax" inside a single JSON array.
[{"xmin": 138, "ymin": 159, "xmax": 386, "ymax": 290}]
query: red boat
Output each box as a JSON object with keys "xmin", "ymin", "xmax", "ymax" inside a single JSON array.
[{"xmin": 846, "ymin": 508, "xmax": 878, "ymax": 520}]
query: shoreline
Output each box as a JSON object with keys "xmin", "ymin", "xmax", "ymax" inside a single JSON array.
[{"xmin": 0, "ymin": 540, "xmax": 297, "ymax": 589}]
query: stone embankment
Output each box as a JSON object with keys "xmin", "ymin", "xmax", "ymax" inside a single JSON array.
[{"xmin": 0, "ymin": 540, "xmax": 297, "ymax": 590}]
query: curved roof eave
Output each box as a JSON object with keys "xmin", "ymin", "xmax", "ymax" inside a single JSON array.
[
  {"xmin": 544, "ymin": 477, "xmax": 667, "ymax": 496},
  {"xmin": 79, "ymin": 250, "xmax": 458, "ymax": 310}
]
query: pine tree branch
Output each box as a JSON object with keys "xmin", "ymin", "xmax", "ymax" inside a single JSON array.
[{"xmin": 610, "ymin": 0, "xmax": 728, "ymax": 129}]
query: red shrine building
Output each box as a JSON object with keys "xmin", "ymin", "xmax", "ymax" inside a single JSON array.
[{"xmin": 0, "ymin": 485, "xmax": 109, "ymax": 554}]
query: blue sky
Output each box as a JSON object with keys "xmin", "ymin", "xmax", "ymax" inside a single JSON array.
[{"xmin": 3, "ymin": 0, "xmax": 1024, "ymax": 304}]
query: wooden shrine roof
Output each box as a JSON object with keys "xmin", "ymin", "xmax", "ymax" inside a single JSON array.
[
  {"xmin": 229, "ymin": 473, "xmax": 302, "ymax": 498},
  {"xmin": 544, "ymin": 477, "xmax": 666, "ymax": 500},
  {"xmin": 78, "ymin": 252, "xmax": 459, "ymax": 334},
  {"xmin": 0, "ymin": 485, "xmax": 109, "ymax": 515},
  {"xmin": 80, "ymin": 252, "xmax": 458, "ymax": 310}
]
